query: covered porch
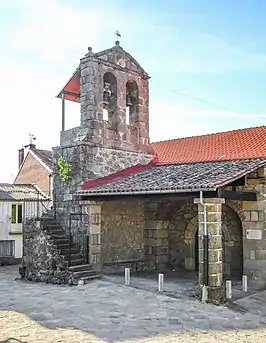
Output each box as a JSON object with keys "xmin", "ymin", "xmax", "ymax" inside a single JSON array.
[{"xmin": 78, "ymin": 158, "xmax": 266, "ymax": 303}]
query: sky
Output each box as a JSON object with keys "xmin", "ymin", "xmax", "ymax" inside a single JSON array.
[{"xmin": 1, "ymin": 0, "xmax": 266, "ymax": 181}]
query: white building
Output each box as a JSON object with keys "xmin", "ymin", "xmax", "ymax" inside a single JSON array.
[{"xmin": 0, "ymin": 184, "xmax": 50, "ymax": 265}]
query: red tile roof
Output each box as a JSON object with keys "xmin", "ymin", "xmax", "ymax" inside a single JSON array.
[{"xmin": 151, "ymin": 125, "xmax": 266, "ymax": 164}]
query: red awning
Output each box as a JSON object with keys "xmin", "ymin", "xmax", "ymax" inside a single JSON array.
[{"xmin": 57, "ymin": 68, "xmax": 81, "ymax": 103}]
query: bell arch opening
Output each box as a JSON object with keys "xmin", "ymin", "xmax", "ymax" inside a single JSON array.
[
  {"xmin": 102, "ymin": 72, "xmax": 117, "ymax": 121},
  {"xmin": 126, "ymin": 80, "xmax": 139, "ymax": 125}
]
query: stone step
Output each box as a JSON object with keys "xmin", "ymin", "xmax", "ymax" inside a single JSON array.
[
  {"xmin": 44, "ymin": 226, "xmax": 65, "ymax": 232},
  {"xmin": 72, "ymin": 269, "xmax": 99, "ymax": 279},
  {"xmin": 48, "ymin": 231, "xmax": 67, "ymax": 238},
  {"xmin": 69, "ymin": 264, "xmax": 93, "ymax": 272},
  {"xmin": 70, "ymin": 253, "xmax": 83, "ymax": 261},
  {"xmin": 49, "ymin": 235, "xmax": 68, "ymax": 241},
  {"xmin": 69, "ymin": 259, "xmax": 84, "ymax": 266},
  {"xmin": 72, "ymin": 274, "xmax": 101, "ymax": 285},
  {"xmin": 80, "ymin": 274, "xmax": 101, "ymax": 282},
  {"xmin": 54, "ymin": 238, "xmax": 69, "ymax": 245},
  {"xmin": 57, "ymin": 243, "xmax": 70, "ymax": 249},
  {"xmin": 60, "ymin": 248, "xmax": 79, "ymax": 256}
]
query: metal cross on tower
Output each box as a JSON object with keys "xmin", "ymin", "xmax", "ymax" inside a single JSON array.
[
  {"xmin": 115, "ymin": 30, "xmax": 121, "ymax": 39},
  {"xmin": 29, "ymin": 133, "xmax": 36, "ymax": 144}
]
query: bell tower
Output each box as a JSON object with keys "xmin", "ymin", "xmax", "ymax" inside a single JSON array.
[
  {"xmin": 53, "ymin": 40, "xmax": 155, "ymax": 233},
  {"xmin": 57, "ymin": 39, "xmax": 153, "ymax": 154}
]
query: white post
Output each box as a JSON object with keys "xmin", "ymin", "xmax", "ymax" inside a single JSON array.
[
  {"xmin": 125, "ymin": 268, "xmax": 130, "ymax": 285},
  {"xmin": 202, "ymin": 285, "xmax": 208, "ymax": 302},
  {"xmin": 158, "ymin": 273, "xmax": 164, "ymax": 292},
  {"xmin": 226, "ymin": 280, "xmax": 232, "ymax": 299},
  {"xmin": 242, "ymin": 275, "xmax": 248, "ymax": 292},
  {"xmin": 78, "ymin": 279, "xmax": 85, "ymax": 286}
]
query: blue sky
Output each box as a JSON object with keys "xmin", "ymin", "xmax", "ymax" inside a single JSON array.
[{"xmin": 1, "ymin": 0, "xmax": 266, "ymax": 181}]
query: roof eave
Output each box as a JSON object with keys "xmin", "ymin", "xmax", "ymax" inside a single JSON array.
[
  {"xmin": 56, "ymin": 66, "xmax": 80, "ymax": 99},
  {"xmin": 76, "ymin": 187, "xmax": 217, "ymax": 197}
]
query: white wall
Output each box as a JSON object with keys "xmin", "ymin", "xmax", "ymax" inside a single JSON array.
[
  {"xmin": 0, "ymin": 200, "xmax": 51, "ymax": 259},
  {"xmin": 0, "ymin": 202, "xmax": 10, "ymax": 239}
]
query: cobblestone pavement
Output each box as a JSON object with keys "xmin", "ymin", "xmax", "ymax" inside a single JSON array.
[{"xmin": 0, "ymin": 266, "xmax": 266, "ymax": 343}]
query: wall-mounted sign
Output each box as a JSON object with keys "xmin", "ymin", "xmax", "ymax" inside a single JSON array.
[{"xmin": 246, "ymin": 229, "xmax": 262, "ymax": 240}]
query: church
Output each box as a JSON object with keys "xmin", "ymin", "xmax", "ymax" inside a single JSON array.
[{"xmin": 22, "ymin": 39, "xmax": 266, "ymax": 304}]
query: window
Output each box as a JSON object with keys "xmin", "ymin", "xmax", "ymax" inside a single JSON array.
[{"xmin": 11, "ymin": 204, "xmax": 23, "ymax": 224}]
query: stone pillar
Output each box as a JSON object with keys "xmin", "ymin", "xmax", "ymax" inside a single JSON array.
[
  {"xmin": 144, "ymin": 202, "xmax": 169, "ymax": 271},
  {"xmin": 194, "ymin": 198, "xmax": 225, "ymax": 304},
  {"xmin": 83, "ymin": 202, "xmax": 102, "ymax": 272}
]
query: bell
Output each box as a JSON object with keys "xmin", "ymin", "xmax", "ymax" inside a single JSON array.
[
  {"xmin": 126, "ymin": 95, "xmax": 132, "ymax": 106},
  {"xmin": 101, "ymin": 101, "xmax": 109, "ymax": 110}
]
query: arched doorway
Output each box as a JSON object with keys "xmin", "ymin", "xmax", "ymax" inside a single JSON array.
[
  {"xmin": 184, "ymin": 215, "xmax": 198, "ymax": 271},
  {"xmin": 222, "ymin": 204, "xmax": 243, "ymax": 279},
  {"xmin": 183, "ymin": 205, "xmax": 243, "ymax": 279}
]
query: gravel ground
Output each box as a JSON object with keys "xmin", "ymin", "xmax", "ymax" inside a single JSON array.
[{"xmin": 0, "ymin": 266, "xmax": 265, "ymax": 343}]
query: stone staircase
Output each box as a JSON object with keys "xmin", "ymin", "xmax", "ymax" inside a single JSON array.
[{"xmin": 41, "ymin": 215, "xmax": 100, "ymax": 285}]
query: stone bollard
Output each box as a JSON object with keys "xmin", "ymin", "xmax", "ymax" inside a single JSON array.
[
  {"xmin": 242, "ymin": 275, "xmax": 248, "ymax": 292},
  {"xmin": 125, "ymin": 268, "xmax": 130, "ymax": 285},
  {"xmin": 158, "ymin": 273, "xmax": 164, "ymax": 292},
  {"xmin": 202, "ymin": 285, "xmax": 208, "ymax": 302},
  {"xmin": 78, "ymin": 279, "xmax": 85, "ymax": 286},
  {"xmin": 226, "ymin": 280, "xmax": 232, "ymax": 299}
]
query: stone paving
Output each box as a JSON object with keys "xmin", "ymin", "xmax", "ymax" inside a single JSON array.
[{"xmin": 0, "ymin": 266, "xmax": 266, "ymax": 343}]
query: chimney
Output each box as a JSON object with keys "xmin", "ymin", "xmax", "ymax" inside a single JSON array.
[
  {"xmin": 18, "ymin": 148, "xmax": 24, "ymax": 169},
  {"xmin": 18, "ymin": 143, "xmax": 36, "ymax": 169}
]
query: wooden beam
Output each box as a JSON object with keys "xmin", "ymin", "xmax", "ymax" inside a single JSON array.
[
  {"xmin": 219, "ymin": 189, "xmax": 257, "ymax": 201},
  {"xmin": 79, "ymin": 189, "xmax": 258, "ymax": 202},
  {"xmin": 62, "ymin": 93, "xmax": 65, "ymax": 132},
  {"xmin": 62, "ymin": 90, "xmax": 80, "ymax": 98}
]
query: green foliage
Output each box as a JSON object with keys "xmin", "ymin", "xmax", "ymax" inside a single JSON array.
[{"xmin": 57, "ymin": 156, "xmax": 72, "ymax": 182}]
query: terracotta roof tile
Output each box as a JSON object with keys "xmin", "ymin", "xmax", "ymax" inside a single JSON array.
[
  {"xmin": 80, "ymin": 158, "xmax": 266, "ymax": 195},
  {"xmin": 151, "ymin": 125, "xmax": 266, "ymax": 164}
]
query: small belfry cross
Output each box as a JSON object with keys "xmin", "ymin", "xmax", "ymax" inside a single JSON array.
[{"xmin": 115, "ymin": 30, "xmax": 121, "ymax": 39}]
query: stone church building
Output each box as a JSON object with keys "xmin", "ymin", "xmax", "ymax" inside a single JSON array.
[{"xmin": 22, "ymin": 40, "xmax": 266, "ymax": 303}]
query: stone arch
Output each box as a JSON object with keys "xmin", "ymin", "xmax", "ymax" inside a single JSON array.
[
  {"xmin": 182, "ymin": 202, "xmax": 243, "ymax": 277},
  {"xmin": 225, "ymin": 200, "xmax": 246, "ymax": 222},
  {"xmin": 184, "ymin": 215, "xmax": 198, "ymax": 271},
  {"xmin": 102, "ymin": 72, "xmax": 117, "ymax": 121},
  {"xmin": 126, "ymin": 80, "xmax": 139, "ymax": 124},
  {"xmin": 222, "ymin": 204, "xmax": 243, "ymax": 279}
]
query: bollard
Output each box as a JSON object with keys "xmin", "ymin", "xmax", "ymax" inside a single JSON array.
[
  {"xmin": 202, "ymin": 285, "xmax": 208, "ymax": 302},
  {"xmin": 242, "ymin": 275, "xmax": 248, "ymax": 292},
  {"xmin": 158, "ymin": 273, "xmax": 164, "ymax": 292},
  {"xmin": 226, "ymin": 280, "xmax": 232, "ymax": 299},
  {"xmin": 125, "ymin": 268, "xmax": 130, "ymax": 285},
  {"xmin": 78, "ymin": 279, "xmax": 85, "ymax": 286}
]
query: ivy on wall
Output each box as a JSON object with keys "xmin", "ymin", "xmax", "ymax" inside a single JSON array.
[{"xmin": 57, "ymin": 156, "xmax": 72, "ymax": 182}]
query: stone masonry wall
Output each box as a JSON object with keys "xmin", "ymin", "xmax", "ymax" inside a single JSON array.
[
  {"xmin": 101, "ymin": 201, "xmax": 145, "ymax": 266},
  {"xmin": 229, "ymin": 166, "xmax": 266, "ymax": 289},
  {"xmin": 53, "ymin": 143, "xmax": 152, "ymax": 232},
  {"xmin": 22, "ymin": 218, "xmax": 74, "ymax": 284}
]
